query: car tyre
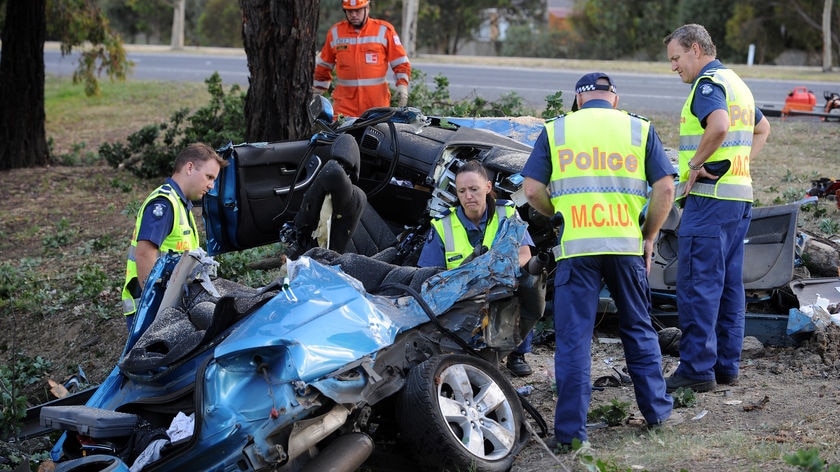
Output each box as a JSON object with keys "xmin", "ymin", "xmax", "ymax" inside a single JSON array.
[{"xmin": 397, "ymin": 354, "xmax": 525, "ymax": 472}]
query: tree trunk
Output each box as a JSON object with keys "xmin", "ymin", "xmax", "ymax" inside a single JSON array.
[
  {"xmin": 823, "ymin": 0, "xmax": 833, "ymax": 72},
  {"xmin": 171, "ymin": 0, "xmax": 186, "ymax": 50},
  {"xmin": 239, "ymin": 0, "xmax": 319, "ymax": 143},
  {"xmin": 0, "ymin": 0, "xmax": 49, "ymax": 171},
  {"xmin": 402, "ymin": 0, "xmax": 419, "ymax": 58}
]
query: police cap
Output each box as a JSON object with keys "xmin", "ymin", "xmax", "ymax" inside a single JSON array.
[{"xmin": 574, "ymin": 72, "xmax": 617, "ymax": 94}]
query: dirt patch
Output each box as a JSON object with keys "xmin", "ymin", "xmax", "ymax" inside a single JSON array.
[{"xmin": 507, "ymin": 325, "xmax": 840, "ymax": 471}]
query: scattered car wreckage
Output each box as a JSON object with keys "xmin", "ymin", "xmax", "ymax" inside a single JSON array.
[{"xmin": 30, "ymin": 100, "xmax": 840, "ymax": 471}]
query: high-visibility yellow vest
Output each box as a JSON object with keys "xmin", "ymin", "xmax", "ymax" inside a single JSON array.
[
  {"xmin": 121, "ymin": 183, "xmax": 199, "ymax": 316},
  {"xmin": 430, "ymin": 203, "xmax": 515, "ymax": 269},
  {"xmin": 677, "ymin": 68, "xmax": 755, "ymax": 202},
  {"xmin": 546, "ymin": 108, "xmax": 649, "ymax": 260}
]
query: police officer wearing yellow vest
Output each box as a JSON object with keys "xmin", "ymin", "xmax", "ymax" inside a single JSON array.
[
  {"xmin": 121, "ymin": 143, "xmax": 227, "ymax": 330},
  {"xmin": 523, "ymin": 72, "xmax": 679, "ymax": 447},
  {"xmin": 417, "ymin": 160, "xmax": 536, "ymax": 376},
  {"xmin": 663, "ymin": 24, "xmax": 771, "ymax": 393}
]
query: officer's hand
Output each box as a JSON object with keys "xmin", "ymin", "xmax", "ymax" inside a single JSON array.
[
  {"xmin": 396, "ymin": 84, "xmax": 409, "ymax": 107},
  {"xmin": 643, "ymin": 239, "xmax": 655, "ymax": 274},
  {"xmin": 312, "ymin": 86, "xmax": 326, "ymax": 96}
]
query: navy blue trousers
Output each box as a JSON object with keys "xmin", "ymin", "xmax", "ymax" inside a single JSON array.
[
  {"xmin": 675, "ymin": 196, "xmax": 751, "ymax": 381},
  {"xmin": 552, "ymin": 254, "xmax": 672, "ymax": 443}
]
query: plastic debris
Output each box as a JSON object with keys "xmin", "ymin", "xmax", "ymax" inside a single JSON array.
[
  {"xmin": 516, "ymin": 385, "xmax": 533, "ymax": 396},
  {"xmin": 691, "ymin": 409, "xmax": 708, "ymax": 421}
]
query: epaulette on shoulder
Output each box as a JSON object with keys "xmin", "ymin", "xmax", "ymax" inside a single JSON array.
[
  {"xmin": 623, "ymin": 110, "xmax": 650, "ymax": 122},
  {"xmin": 544, "ymin": 112, "xmax": 567, "ymax": 123},
  {"xmin": 496, "ymin": 199, "xmax": 515, "ymax": 207},
  {"xmin": 435, "ymin": 207, "xmax": 454, "ymax": 219}
]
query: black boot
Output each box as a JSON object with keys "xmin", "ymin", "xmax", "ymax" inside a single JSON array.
[{"xmin": 506, "ymin": 352, "xmax": 533, "ymax": 377}]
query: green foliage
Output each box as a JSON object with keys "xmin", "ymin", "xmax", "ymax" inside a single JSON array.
[
  {"xmin": 0, "ymin": 262, "xmax": 27, "ymax": 303},
  {"xmin": 587, "ymin": 399, "xmax": 630, "ymax": 426},
  {"xmin": 74, "ymin": 263, "xmax": 109, "ymax": 300},
  {"xmin": 633, "ymin": 1, "xmax": 679, "ymax": 60},
  {"xmin": 501, "ymin": 24, "xmax": 570, "ymax": 59},
  {"xmin": 183, "ymin": 73, "xmax": 246, "ymax": 146},
  {"xmin": 725, "ymin": 4, "xmax": 767, "ymax": 62},
  {"xmin": 770, "ymin": 1, "xmax": 831, "ymax": 60},
  {"xmin": 811, "ymin": 204, "xmax": 828, "ymax": 220},
  {"xmin": 417, "ymin": 0, "xmax": 501, "ymax": 54},
  {"xmin": 0, "ymin": 259, "xmax": 51, "ymax": 316},
  {"xmin": 568, "ymin": 0, "xmax": 677, "ymax": 61},
  {"xmin": 51, "ymin": 141, "xmax": 98, "ymax": 166},
  {"xmin": 0, "ymin": 252, "xmax": 117, "ymax": 324},
  {"xmin": 109, "ymin": 176, "xmax": 134, "ymax": 193},
  {"xmin": 671, "ymin": 387, "xmax": 697, "ymax": 408},
  {"xmin": 0, "ymin": 353, "xmax": 52, "ymax": 438},
  {"xmin": 781, "ymin": 187, "xmax": 805, "ymax": 204},
  {"xmin": 46, "ymin": 0, "xmax": 132, "ymax": 96},
  {"xmin": 566, "ymin": 438, "xmax": 639, "ymax": 472},
  {"xmin": 198, "ymin": 0, "xmax": 243, "ymax": 47},
  {"xmin": 398, "ymin": 69, "xmax": 452, "ymax": 112},
  {"xmin": 678, "ymin": 0, "xmax": 736, "ymax": 60},
  {"xmin": 122, "ymin": 200, "xmax": 143, "ymax": 220},
  {"xmin": 216, "ymin": 245, "xmax": 284, "ymax": 287},
  {"xmin": 542, "ymin": 90, "xmax": 565, "ymax": 119},
  {"xmin": 785, "ymin": 447, "xmax": 840, "ymax": 472},
  {"xmin": 42, "ymin": 218, "xmax": 76, "ymax": 252},
  {"xmin": 818, "ymin": 218, "xmax": 840, "ymax": 235},
  {"xmin": 99, "ymin": 72, "xmax": 246, "ymax": 178},
  {"xmin": 401, "ymin": 68, "xmax": 537, "ymax": 117},
  {"xmin": 77, "ymin": 235, "xmax": 117, "ymax": 255}
]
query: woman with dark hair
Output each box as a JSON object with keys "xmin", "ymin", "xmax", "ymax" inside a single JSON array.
[{"xmin": 418, "ymin": 160, "xmax": 536, "ymax": 376}]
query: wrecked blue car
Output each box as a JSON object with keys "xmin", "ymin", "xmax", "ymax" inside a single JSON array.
[{"xmin": 44, "ymin": 215, "xmax": 545, "ymax": 472}]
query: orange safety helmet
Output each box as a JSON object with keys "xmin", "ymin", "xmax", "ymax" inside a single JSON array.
[{"xmin": 342, "ymin": 0, "xmax": 369, "ymax": 10}]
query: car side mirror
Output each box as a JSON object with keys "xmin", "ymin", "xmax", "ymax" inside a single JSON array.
[{"xmin": 308, "ymin": 95, "xmax": 334, "ymax": 132}]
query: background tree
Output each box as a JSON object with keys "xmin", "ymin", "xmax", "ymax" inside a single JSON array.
[
  {"xmin": 198, "ymin": 0, "xmax": 243, "ymax": 47},
  {"xmin": 0, "ymin": 0, "xmax": 129, "ymax": 170},
  {"xmin": 239, "ymin": 0, "xmax": 319, "ymax": 142},
  {"xmin": 105, "ymin": 0, "xmax": 204, "ymax": 46},
  {"xmin": 781, "ymin": 0, "xmax": 839, "ymax": 67},
  {"xmin": 0, "ymin": 0, "xmax": 48, "ymax": 169},
  {"xmin": 823, "ymin": 0, "xmax": 833, "ymax": 71},
  {"xmin": 171, "ymin": 0, "xmax": 185, "ymax": 49},
  {"xmin": 415, "ymin": 0, "xmax": 543, "ymax": 54},
  {"xmin": 724, "ymin": 3, "xmax": 781, "ymax": 65},
  {"xmin": 417, "ymin": 0, "xmax": 499, "ymax": 54},
  {"xmin": 732, "ymin": 0, "xmax": 840, "ymax": 66},
  {"xmin": 567, "ymin": 0, "xmax": 679, "ymax": 60},
  {"xmin": 117, "ymin": 0, "xmax": 173, "ymax": 43},
  {"xmin": 677, "ymin": 0, "xmax": 736, "ymax": 59}
]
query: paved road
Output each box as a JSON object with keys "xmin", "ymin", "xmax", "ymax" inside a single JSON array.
[{"xmin": 44, "ymin": 48, "xmax": 838, "ymax": 116}]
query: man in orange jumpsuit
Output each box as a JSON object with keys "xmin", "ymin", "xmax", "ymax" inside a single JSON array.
[{"xmin": 313, "ymin": 0, "xmax": 411, "ymax": 118}]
